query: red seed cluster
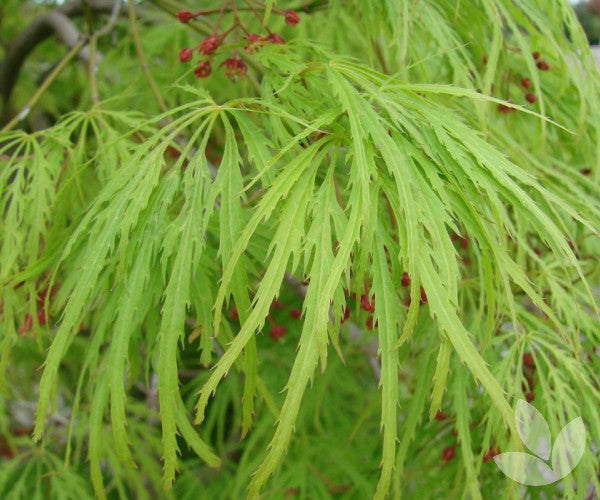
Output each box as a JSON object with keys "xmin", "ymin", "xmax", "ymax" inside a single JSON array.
[
  {"xmin": 269, "ymin": 325, "xmax": 286, "ymax": 341},
  {"xmin": 177, "ymin": 10, "xmax": 197, "ymax": 24},
  {"xmin": 404, "ymin": 286, "xmax": 428, "ymax": 307},
  {"xmin": 483, "ymin": 446, "xmax": 501, "ymax": 463},
  {"xmin": 266, "ymin": 32, "xmax": 285, "ymax": 45},
  {"xmin": 179, "ymin": 48, "xmax": 193, "ymax": 63},
  {"xmin": 523, "ymin": 352, "xmax": 535, "ymax": 367},
  {"xmin": 175, "ymin": 2, "xmax": 299, "ymax": 81},
  {"xmin": 435, "ymin": 410, "xmax": 446, "ymax": 421},
  {"xmin": 194, "ymin": 61, "xmax": 212, "ymax": 78},
  {"xmin": 537, "ymin": 60, "xmax": 549, "ymax": 71},
  {"xmin": 360, "ymin": 291, "xmax": 375, "ymax": 313},
  {"xmin": 401, "ymin": 272, "xmax": 411, "ymax": 287},
  {"xmin": 442, "ymin": 446, "xmax": 456, "ymax": 462},
  {"xmin": 497, "ymin": 101, "xmax": 517, "ymax": 114},
  {"xmin": 200, "ymin": 36, "xmax": 221, "ymax": 55},
  {"xmin": 284, "ymin": 10, "xmax": 301, "ymax": 26},
  {"xmin": 219, "ymin": 58, "xmax": 248, "ymax": 79},
  {"xmin": 495, "ymin": 50, "xmax": 552, "ymax": 113},
  {"xmin": 290, "ymin": 308, "xmax": 302, "ymax": 319},
  {"xmin": 525, "ymin": 92, "xmax": 537, "ymax": 104}
]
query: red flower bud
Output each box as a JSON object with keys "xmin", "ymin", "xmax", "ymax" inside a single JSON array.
[
  {"xmin": 401, "ymin": 272, "xmax": 411, "ymax": 287},
  {"xmin": 266, "ymin": 32, "xmax": 285, "ymax": 45},
  {"xmin": 483, "ymin": 446, "xmax": 501, "ymax": 463},
  {"xmin": 532, "ymin": 51, "xmax": 540, "ymax": 60},
  {"xmin": 245, "ymin": 33, "xmax": 266, "ymax": 53},
  {"xmin": 525, "ymin": 92, "xmax": 537, "ymax": 103},
  {"xmin": 290, "ymin": 308, "xmax": 302, "ymax": 319},
  {"xmin": 177, "ymin": 10, "xmax": 194, "ymax": 24},
  {"xmin": 580, "ymin": 168, "xmax": 592, "ymax": 175},
  {"xmin": 537, "ymin": 60, "xmax": 549, "ymax": 71},
  {"xmin": 37, "ymin": 308, "xmax": 47, "ymax": 326},
  {"xmin": 271, "ymin": 299, "xmax": 284, "ymax": 310},
  {"xmin": 194, "ymin": 61, "xmax": 212, "ymax": 78},
  {"xmin": 523, "ymin": 352, "xmax": 535, "ymax": 367},
  {"xmin": 269, "ymin": 325, "xmax": 286, "ymax": 341},
  {"xmin": 230, "ymin": 306, "xmax": 239, "ymax": 320},
  {"xmin": 435, "ymin": 410, "xmax": 446, "ymax": 421},
  {"xmin": 219, "ymin": 57, "xmax": 247, "ymax": 78},
  {"xmin": 419, "ymin": 287, "xmax": 427, "ymax": 305},
  {"xmin": 497, "ymin": 101, "xmax": 516, "ymax": 113},
  {"xmin": 179, "ymin": 48, "xmax": 193, "ymax": 63},
  {"xmin": 360, "ymin": 292, "xmax": 375, "ymax": 312},
  {"xmin": 200, "ymin": 36, "xmax": 220, "ymax": 55},
  {"xmin": 442, "ymin": 446, "xmax": 456, "ymax": 462},
  {"xmin": 284, "ymin": 10, "xmax": 301, "ymax": 26},
  {"xmin": 525, "ymin": 391, "xmax": 535, "ymax": 402},
  {"xmin": 521, "ymin": 77, "xmax": 532, "ymax": 89}
]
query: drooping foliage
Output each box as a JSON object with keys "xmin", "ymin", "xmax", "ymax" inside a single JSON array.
[{"xmin": 1, "ymin": 0, "xmax": 599, "ymax": 498}]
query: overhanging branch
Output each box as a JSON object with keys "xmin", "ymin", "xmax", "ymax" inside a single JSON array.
[{"xmin": 0, "ymin": 0, "xmax": 129, "ymax": 120}]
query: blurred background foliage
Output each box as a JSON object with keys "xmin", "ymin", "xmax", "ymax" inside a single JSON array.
[{"xmin": 1, "ymin": 1, "xmax": 599, "ymax": 499}]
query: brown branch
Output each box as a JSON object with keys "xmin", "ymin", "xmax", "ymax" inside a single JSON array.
[{"xmin": 0, "ymin": 0, "xmax": 131, "ymax": 122}]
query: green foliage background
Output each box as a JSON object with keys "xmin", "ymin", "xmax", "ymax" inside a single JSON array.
[{"xmin": 1, "ymin": 0, "xmax": 600, "ymax": 498}]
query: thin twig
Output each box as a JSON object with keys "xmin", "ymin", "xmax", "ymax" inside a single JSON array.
[
  {"xmin": 88, "ymin": 35, "xmax": 100, "ymax": 104},
  {"xmin": 97, "ymin": 0, "xmax": 122, "ymax": 36},
  {"xmin": 127, "ymin": 0, "xmax": 169, "ymax": 114}
]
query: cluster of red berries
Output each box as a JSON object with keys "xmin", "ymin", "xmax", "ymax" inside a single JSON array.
[
  {"xmin": 339, "ymin": 275, "xmax": 430, "ymax": 332},
  {"xmin": 176, "ymin": 2, "xmax": 300, "ymax": 80},
  {"xmin": 435, "ymin": 410, "xmax": 501, "ymax": 464},
  {"xmin": 229, "ymin": 296, "xmax": 303, "ymax": 342},
  {"xmin": 442, "ymin": 445, "xmax": 456, "ymax": 462},
  {"xmin": 269, "ymin": 324, "xmax": 286, "ymax": 341},
  {"xmin": 357, "ymin": 289, "xmax": 379, "ymax": 330},
  {"xmin": 496, "ymin": 50, "xmax": 550, "ymax": 113},
  {"xmin": 434, "ymin": 409, "xmax": 457, "ymax": 463}
]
